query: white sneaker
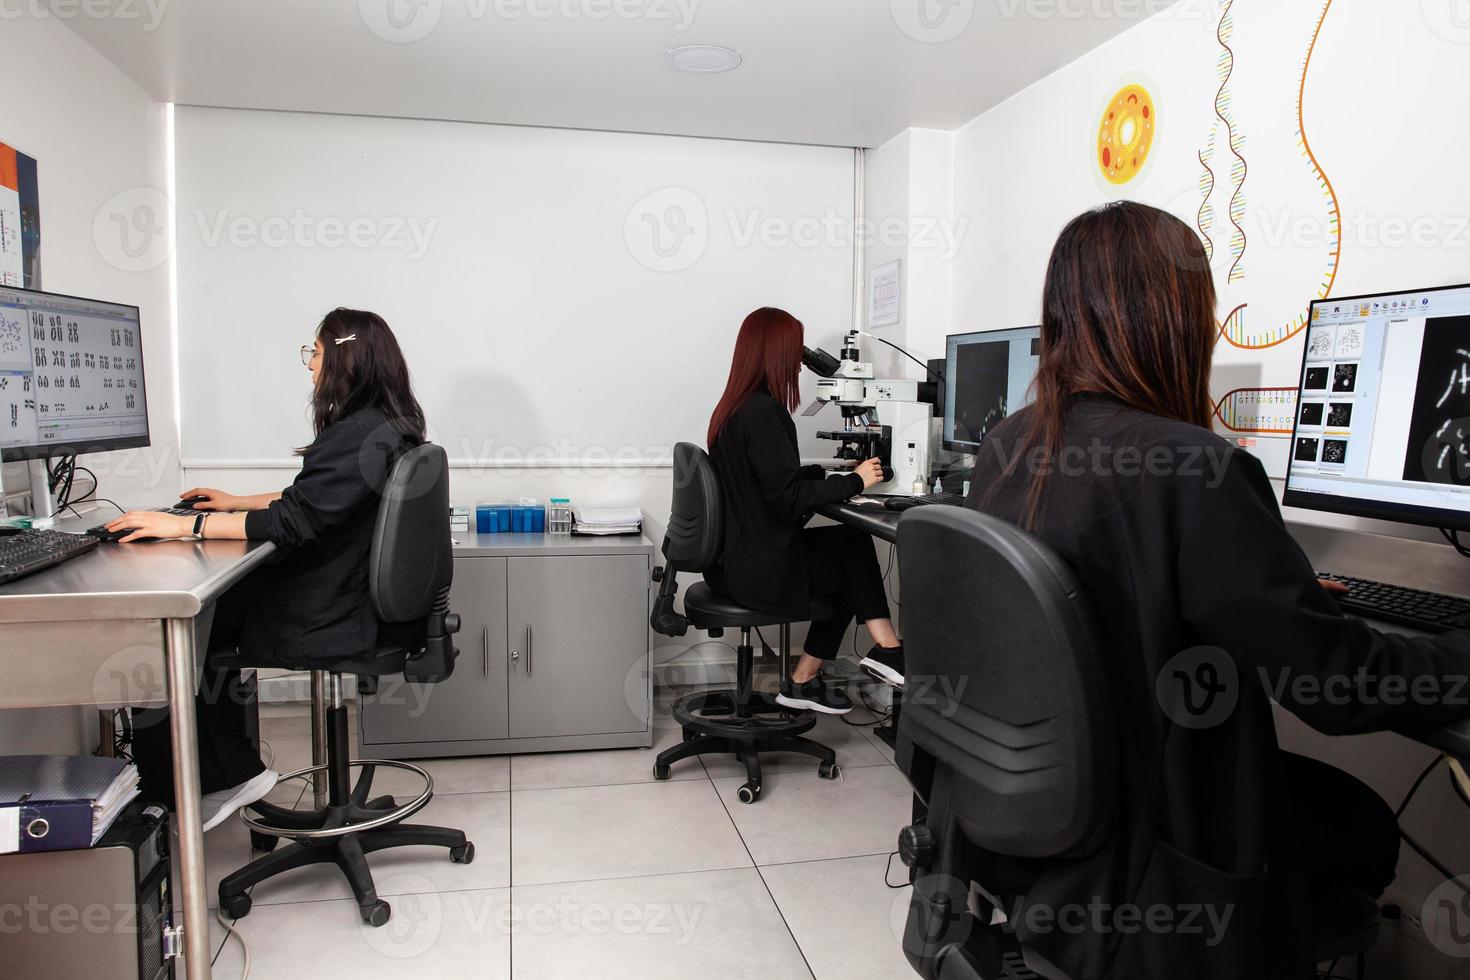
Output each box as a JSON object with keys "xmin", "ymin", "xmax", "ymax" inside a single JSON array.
[{"xmin": 201, "ymin": 769, "xmax": 279, "ymax": 832}]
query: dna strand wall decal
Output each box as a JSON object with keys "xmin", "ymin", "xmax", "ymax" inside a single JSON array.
[
  {"xmin": 1213, "ymin": 387, "xmax": 1299, "ymax": 436},
  {"xmin": 1212, "ymin": 0, "xmax": 1341, "ymax": 354}
]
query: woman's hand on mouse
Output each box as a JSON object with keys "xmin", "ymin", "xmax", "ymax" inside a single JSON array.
[
  {"xmin": 855, "ymin": 458, "xmax": 886, "ymax": 490},
  {"xmin": 105, "ymin": 511, "xmax": 194, "ymax": 544},
  {"xmin": 180, "ymin": 487, "xmax": 241, "ymax": 511}
]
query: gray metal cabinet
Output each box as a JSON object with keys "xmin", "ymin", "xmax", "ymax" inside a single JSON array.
[
  {"xmin": 507, "ymin": 555, "xmax": 649, "ymax": 739},
  {"xmin": 360, "ymin": 557, "xmax": 509, "ymax": 744},
  {"xmin": 358, "ymin": 533, "xmax": 653, "ymax": 759}
]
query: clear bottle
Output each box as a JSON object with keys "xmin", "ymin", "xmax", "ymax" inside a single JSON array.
[
  {"xmin": 911, "ymin": 477, "xmax": 925, "ymax": 497},
  {"xmin": 549, "ymin": 497, "xmax": 573, "ymax": 535}
]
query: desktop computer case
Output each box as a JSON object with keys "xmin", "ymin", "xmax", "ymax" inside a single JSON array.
[{"xmin": 0, "ymin": 799, "xmax": 174, "ymax": 979}]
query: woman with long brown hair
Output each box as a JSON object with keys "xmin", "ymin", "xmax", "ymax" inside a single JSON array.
[
  {"xmin": 705, "ymin": 307, "xmax": 902, "ymax": 714},
  {"xmin": 113, "ymin": 308, "xmax": 427, "ymax": 831},
  {"xmin": 966, "ymin": 202, "xmax": 1470, "ymax": 976}
]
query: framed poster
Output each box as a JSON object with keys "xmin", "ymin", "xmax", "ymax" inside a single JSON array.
[{"xmin": 0, "ymin": 141, "xmax": 40, "ymax": 288}]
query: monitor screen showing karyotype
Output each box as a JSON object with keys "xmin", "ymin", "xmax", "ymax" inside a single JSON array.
[
  {"xmin": 0, "ymin": 286, "xmax": 150, "ymax": 460},
  {"xmin": 942, "ymin": 326, "xmax": 1042, "ymax": 453},
  {"xmin": 1283, "ymin": 283, "xmax": 1470, "ymax": 530}
]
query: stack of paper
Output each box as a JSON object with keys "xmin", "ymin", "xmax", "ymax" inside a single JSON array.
[
  {"xmin": 0, "ymin": 755, "xmax": 141, "ymax": 853},
  {"xmin": 572, "ymin": 507, "xmax": 642, "ymax": 536},
  {"xmin": 91, "ymin": 765, "xmax": 142, "ymax": 844}
]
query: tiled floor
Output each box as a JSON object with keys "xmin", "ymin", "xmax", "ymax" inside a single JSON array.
[{"xmin": 197, "ymin": 686, "xmax": 917, "ymax": 979}]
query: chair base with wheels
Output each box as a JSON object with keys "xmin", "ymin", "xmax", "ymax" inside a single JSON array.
[
  {"xmin": 651, "ymin": 581, "xmax": 840, "ymax": 804},
  {"xmin": 218, "ymin": 667, "xmax": 473, "ymax": 926}
]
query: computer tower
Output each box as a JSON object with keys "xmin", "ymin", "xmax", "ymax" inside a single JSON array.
[{"xmin": 0, "ymin": 798, "xmax": 174, "ymax": 979}]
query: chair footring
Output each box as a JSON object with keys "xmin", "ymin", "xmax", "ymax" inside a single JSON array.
[
  {"xmin": 240, "ymin": 758, "xmax": 434, "ymax": 839},
  {"xmin": 673, "ymin": 689, "xmax": 816, "ymax": 740}
]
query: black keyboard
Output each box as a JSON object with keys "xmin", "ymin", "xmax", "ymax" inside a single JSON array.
[
  {"xmin": 1317, "ymin": 572, "xmax": 1470, "ymax": 634},
  {"xmin": 0, "ymin": 529, "xmax": 100, "ymax": 585},
  {"xmin": 883, "ymin": 492, "xmax": 967, "ymax": 512}
]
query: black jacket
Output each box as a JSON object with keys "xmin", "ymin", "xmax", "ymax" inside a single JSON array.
[
  {"xmin": 236, "ymin": 407, "xmax": 412, "ymax": 667},
  {"xmin": 705, "ymin": 392, "xmax": 865, "ymax": 619},
  {"xmin": 967, "ymin": 395, "xmax": 1470, "ymax": 979}
]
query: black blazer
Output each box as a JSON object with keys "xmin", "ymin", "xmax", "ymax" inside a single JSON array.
[
  {"xmin": 235, "ymin": 407, "xmax": 412, "ymax": 666},
  {"xmin": 705, "ymin": 392, "xmax": 864, "ymax": 619},
  {"xmin": 968, "ymin": 395, "xmax": 1470, "ymax": 979}
]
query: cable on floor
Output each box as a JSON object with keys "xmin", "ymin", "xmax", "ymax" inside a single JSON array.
[{"xmin": 216, "ymin": 906, "xmax": 251, "ymax": 979}]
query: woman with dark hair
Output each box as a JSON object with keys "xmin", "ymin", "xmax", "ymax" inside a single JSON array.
[
  {"xmin": 114, "ymin": 308, "xmax": 428, "ymax": 830},
  {"xmin": 966, "ymin": 202, "xmax": 1470, "ymax": 977},
  {"xmin": 705, "ymin": 307, "xmax": 903, "ymax": 715}
]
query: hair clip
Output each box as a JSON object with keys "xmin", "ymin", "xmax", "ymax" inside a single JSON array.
[{"xmin": 334, "ymin": 334, "xmax": 357, "ymax": 345}]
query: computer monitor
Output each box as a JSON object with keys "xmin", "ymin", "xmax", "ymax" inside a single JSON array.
[
  {"xmin": 1282, "ymin": 282, "xmax": 1470, "ymax": 532},
  {"xmin": 0, "ymin": 286, "xmax": 150, "ymax": 461},
  {"xmin": 942, "ymin": 326, "xmax": 1042, "ymax": 453}
]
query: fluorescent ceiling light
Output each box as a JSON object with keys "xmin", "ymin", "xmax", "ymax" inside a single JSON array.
[{"xmin": 666, "ymin": 45, "xmax": 742, "ymax": 73}]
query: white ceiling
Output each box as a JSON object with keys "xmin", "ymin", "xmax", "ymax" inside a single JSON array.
[{"xmin": 66, "ymin": 0, "xmax": 1169, "ymax": 147}]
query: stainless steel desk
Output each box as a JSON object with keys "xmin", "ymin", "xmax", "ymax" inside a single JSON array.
[
  {"xmin": 0, "ymin": 520, "xmax": 276, "ymax": 980},
  {"xmin": 819, "ymin": 502, "xmax": 1470, "ymax": 761},
  {"xmin": 817, "ymin": 500, "xmax": 900, "ymax": 542}
]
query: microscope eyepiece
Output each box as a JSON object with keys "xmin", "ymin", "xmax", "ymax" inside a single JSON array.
[{"xmin": 802, "ymin": 346, "xmax": 841, "ymax": 379}]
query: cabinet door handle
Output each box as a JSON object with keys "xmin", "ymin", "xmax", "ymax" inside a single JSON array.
[
  {"xmin": 526, "ymin": 625, "xmax": 533, "ymax": 676},
  {"xmin": 482, "ymin": 626, "xmax": 490, "ymax": 677}
]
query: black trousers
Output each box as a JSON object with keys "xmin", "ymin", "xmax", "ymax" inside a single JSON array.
[
  {"xmin": 802, "ymin": 524, "xmax": 893, "ymax": 660},
  {"xmin": 1285, "ymin": 752, "xmax": 1399, "ymax": 901},
  {"xmin": 133, "ymin": 579, "xmax": 268, "ymax": 807}
]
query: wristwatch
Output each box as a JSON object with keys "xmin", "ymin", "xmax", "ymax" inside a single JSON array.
[{"xmin": 192, "ymin": 512, "xmax": 208, "ymax": 540}]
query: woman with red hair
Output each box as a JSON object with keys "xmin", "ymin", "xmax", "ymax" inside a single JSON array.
[{"xmin": 704, "ymin": 307, "xmax": 902, "ymax": 714}]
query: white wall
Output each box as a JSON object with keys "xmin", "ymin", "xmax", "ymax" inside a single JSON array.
[
  {"xmin": 0, "ymin": 14, "xmax": 177, "ymax": 753},
  {"xmin": 944, "ymin": 1, "xmax": 1470, "ymax": 546},
  {"xmin": 861, "ymin": 128, "xmax": 958, "ymax": 375},
  {"xmin": 172, "ymin": 108, "xmax": 861, "ymax": 548}
]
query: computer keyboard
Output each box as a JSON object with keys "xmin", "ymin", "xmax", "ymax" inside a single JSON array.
[
  {"xmin": 883, "ymin": 492, "xmax": 968, "ymax": 512},
  {"xmin": 0, "ymin": 529, "xmax": 101, "ymax": 585},
  {"xmin": 1317, "ymin": 572, "xmax": 1470, "ymax": 634}
]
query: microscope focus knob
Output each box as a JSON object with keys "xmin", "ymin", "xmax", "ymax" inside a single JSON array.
[{"xmin": 881, "ymin": 466, "xmax": 895, "ymax": 482}]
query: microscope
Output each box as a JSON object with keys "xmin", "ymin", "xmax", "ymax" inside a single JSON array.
[{"xmin": 802, "ymin": 330, "xmax": 937, "ymax": 496}]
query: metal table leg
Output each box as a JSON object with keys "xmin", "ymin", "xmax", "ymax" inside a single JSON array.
[
  {"xmin": 310, "ymin": 670, "xmax": 329, "ymax": 808},
  {"xmin": 166, "ymin": 617, "xmax": 212, "ymax": 980}
]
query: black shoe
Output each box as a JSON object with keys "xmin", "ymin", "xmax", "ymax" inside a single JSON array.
[
  {"xmin": 859, "ymin": 644, "xmax": 905, "ymax": 689},
  {"xmin": 776, "ymin": 673, "xmax": 854, "ymax": 715}
]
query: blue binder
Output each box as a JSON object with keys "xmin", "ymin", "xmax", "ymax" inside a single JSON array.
[{"xmin": 0, "ymin": 755, "xmax": 138, "ymax": 853}]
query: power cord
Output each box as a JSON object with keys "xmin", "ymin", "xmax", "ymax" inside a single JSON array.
[
  {"xmin": 1395, "ymin": 753, "xmax": 1470, "ymax": 893},
  {"xmin": 1441, "ymin": 528, "xmax": 1470, "ymax": 559},
  {"xmin": 859, "ymin": 332, "xmax": 944, "ymax": 385},
  {"xmin": 217, "ymin": 906, "xmax": 251, "ymax": 979}
]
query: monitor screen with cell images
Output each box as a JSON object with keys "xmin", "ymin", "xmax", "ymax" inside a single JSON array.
[
  {"xmin": 0, "ymin": 286, "xmax": 149, "ymax": 461},
  {"xmin": 1283, "ymin": 282, "xmax": 1470, "ymax": 531}
]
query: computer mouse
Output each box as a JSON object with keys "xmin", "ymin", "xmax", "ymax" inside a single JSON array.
[
  {"xmin": 176, "ymin": 495, "xmax": 209, "ymax": 510},
  {"xmin": 87, "ymin": 525, "xmax": 136, "ymax": 543}
]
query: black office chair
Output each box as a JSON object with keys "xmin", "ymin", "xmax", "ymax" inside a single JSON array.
[
  {"xmin": 890, "ymin": 507, "xmax": 1380, "ymax": 979},
  {"xmin": 649, "ymin": 442, "xmax": 841, "ymax": 803},
  {"xmin": 217, "ymin": 444, "xmax": 473, "ymax": 927}
]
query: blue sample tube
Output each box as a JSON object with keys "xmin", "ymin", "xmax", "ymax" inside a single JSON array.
[
  {"xmin": 531, "ymin": 506, "xmax": 546, "ymax": 533},
  {"xmin": 497, "ymin": 507, "xmax": 512, "ymax": 533},
  {"xmin": 476, "ymin": 505, "xmax": 494, "ymax": 534}
]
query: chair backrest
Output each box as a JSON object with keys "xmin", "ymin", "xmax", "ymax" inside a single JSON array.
[
  {"xmin": 369, "ymin": 443, "xmax": 454, "ymax": 624},
  {"xmin": 663, "ymin": 442, "xmax": 723, "ymax": 574},
  {"xmin": 895, "ymin": 506, "xmax": 1115, "ymax": 861}
]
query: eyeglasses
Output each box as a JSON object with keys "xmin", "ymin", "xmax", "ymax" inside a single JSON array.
[{"xmin": 300, "ymin": 334, "xmax": 354, "ymax": 367}]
